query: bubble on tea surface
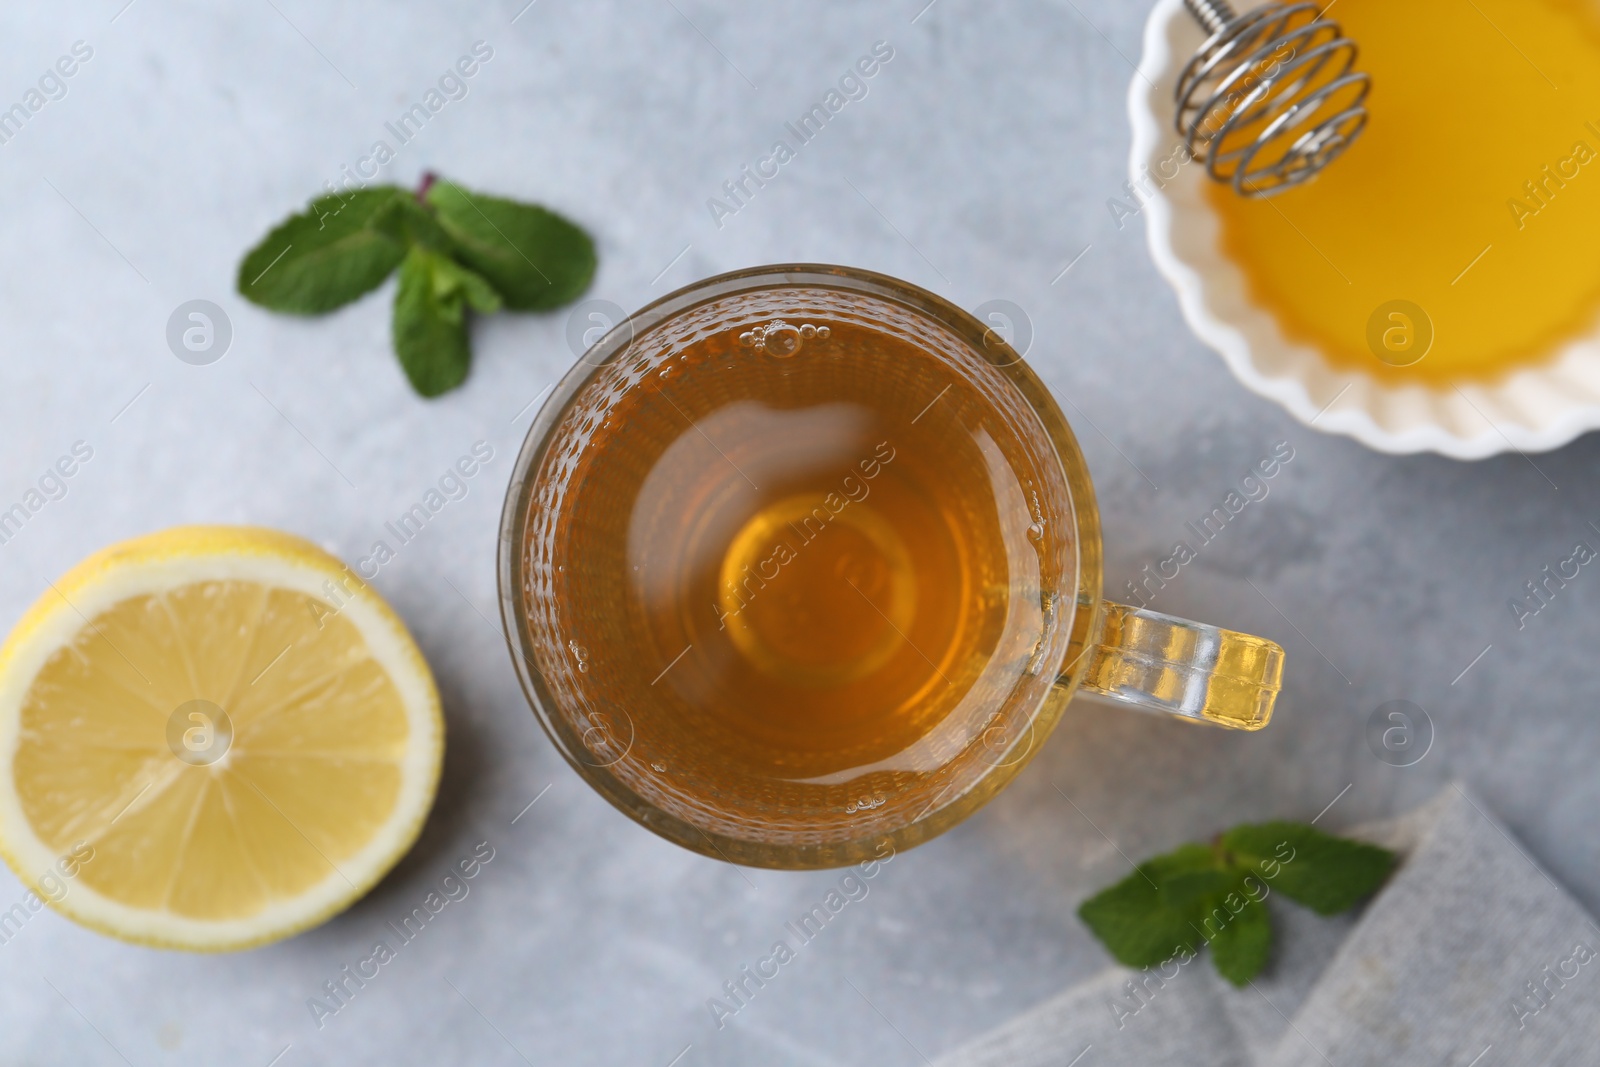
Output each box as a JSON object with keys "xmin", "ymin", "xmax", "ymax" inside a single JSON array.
[
  {"xmin": 764, "ymin": 323, "xmax": 801, "ymax": 356},
  {"xmin": 742, "ymin": 320, "xmax": 824, "ymax": 357}
]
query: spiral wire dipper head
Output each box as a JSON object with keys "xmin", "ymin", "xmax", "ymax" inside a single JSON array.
[{"xmin": 1176, "ymin": 0, "xmax": 1371, "ymax": 197}]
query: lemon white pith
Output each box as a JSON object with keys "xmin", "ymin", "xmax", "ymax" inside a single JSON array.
[{"xmin": 0, "ymin": 526, "xmax": 443, "ymax": 951}]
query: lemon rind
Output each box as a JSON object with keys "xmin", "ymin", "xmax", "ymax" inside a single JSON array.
[{"xmin": 0, "ymin": 526, "xmax": 444, "ymax": 952}]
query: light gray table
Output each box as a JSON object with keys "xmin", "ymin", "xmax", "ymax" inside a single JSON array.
[{"xmin": 1, "ymin": 3, "xmax": 1593, "ymax": 1064}]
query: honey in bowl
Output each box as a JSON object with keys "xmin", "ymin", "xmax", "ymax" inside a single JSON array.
[{"xmin": 1206, "ymin": 0, "xmax": 1600, "ymax": 383}]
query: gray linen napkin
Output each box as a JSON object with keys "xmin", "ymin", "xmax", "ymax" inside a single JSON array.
[
  {"xmin": 933, "ymin": 785, "xmax": 1600, "ymax": 1067},
  {"xmin": 1265, "ymin": 785, "xmax": 1600, "ymax": 1067},
  {"xmin": 925, "ymin": 960, "xmax": 1242, "ymax": 1067}
]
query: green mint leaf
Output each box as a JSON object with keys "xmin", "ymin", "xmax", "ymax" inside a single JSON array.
[
  {"xmin": 1077, "ymin": 844, "xmax": 1217, "ymax": 969},
  {"xmin": 1221, "ymin": 822, "xmax": 1396, "ymax": 915},
  {"xmin": 370, "ymin": 194, "xmax": 453, "ymax": 253},
  {"xmin": 391, "ymin": 248, "xmax": 499, "ymax": 398},
  {"xmin": 237, "ymin": 187, "xmax": 410, "ymax": 314},
  {"xmin": 1163, "ymin": 863, "xmax": 1275, "ymax": 984},
  {"xmin": 1157, "ymin": 866, "xmax": 1239, "ymax": 913},
  {"xmin": 425, "ymin": 179, "xmax": 596, "ymax": 310},
  {"xmin": 439, "ymin": 254, "xmax": 503, "ymax": 316},
  {"xmin": 1206, "ymin": 897, "xmax": 1271, "ymax": 986}
]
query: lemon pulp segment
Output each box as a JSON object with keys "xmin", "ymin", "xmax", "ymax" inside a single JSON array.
[{"xmin": 0, "ymin": 527, "xmax": 442, "ymax": 951}]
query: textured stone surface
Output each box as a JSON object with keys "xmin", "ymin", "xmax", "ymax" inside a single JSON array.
[{"xmin": 0, "ymin": 2, "xmax": 1595, "ymax": 1064}]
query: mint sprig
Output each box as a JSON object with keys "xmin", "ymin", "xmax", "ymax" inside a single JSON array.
[
  {"xmin": 237, "ymin": 186, "xmax": 410, "ymax": 314},
  {"xmin": 425, "ymin": 180, "xmax": 596, "ymax": 310},
  {"xmin": 393, "ymin": 246, "xmax": 501, "ymax": 397},
  {"xmin": 1077, "ymin": 821, "xmax": 1395, "ymax": 987},
  {"xmin": 237, "ymin": 174, "xmax": 595, "ymax": 397}
]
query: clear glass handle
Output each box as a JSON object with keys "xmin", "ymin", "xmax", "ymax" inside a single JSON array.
[{"xmin": 1077, "ymin": 601, "xmax": 1283, "ymax": 731}]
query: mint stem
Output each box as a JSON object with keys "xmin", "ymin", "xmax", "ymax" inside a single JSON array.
[
  {"xmin": 1211, "ymin": 832, "xmax": 1230, "ymax": 867},
  {"xmin": 416, "ymin": 172, "xmax": 438, "ymax": 200}
]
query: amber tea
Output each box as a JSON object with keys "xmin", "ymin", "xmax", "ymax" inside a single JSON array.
[
  {"xmin": 511, "ymin": 284, "xmax": 1080, "ymax": 857},
  {"xmin": 601, "ymin": 321, "xmax": 1055, "ymax": 768},
  {"xmin": 502, "ymin": 267, "xmax": 1283, "ymax": 869}
]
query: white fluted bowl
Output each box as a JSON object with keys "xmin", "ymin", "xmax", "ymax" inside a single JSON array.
[{"xmin": 1130, "ymin": 0, "xmax": 1600, "ymax": 458}]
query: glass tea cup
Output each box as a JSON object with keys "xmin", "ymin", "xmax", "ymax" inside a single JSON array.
[{"xmin": 499, "ymin": 265, "xmax": 1283, "ymax": 869}]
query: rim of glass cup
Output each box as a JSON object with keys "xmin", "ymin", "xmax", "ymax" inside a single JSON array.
[{"xmin": 497, "ymin": 263, "xmax": 1106, "ymax": 869}]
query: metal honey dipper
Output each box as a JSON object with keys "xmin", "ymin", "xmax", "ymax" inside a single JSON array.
[{"xmin": 1176, "ymin": 0, "xmax": 1371, "ymax": 197}]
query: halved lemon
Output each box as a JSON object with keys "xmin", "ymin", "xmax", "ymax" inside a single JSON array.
[{"xmin": 0, "ymin": 526, "xmax": 443, "ymax": 951}]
